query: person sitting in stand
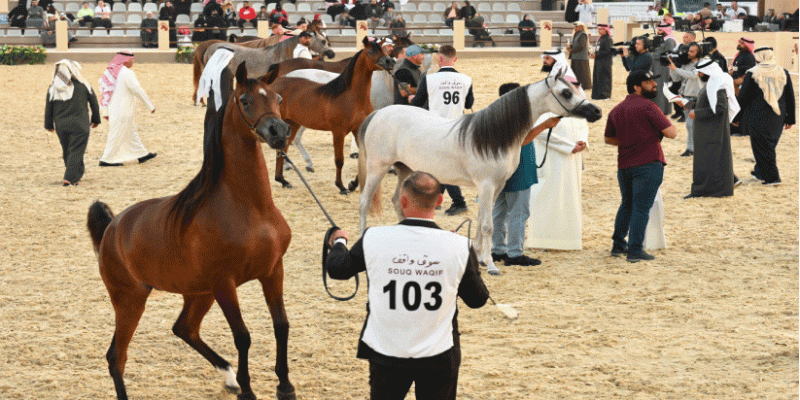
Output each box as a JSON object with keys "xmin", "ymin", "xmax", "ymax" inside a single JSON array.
[
  {"xmin": 159, "ymin": 1, "xmax": 178, "ymax": 48},
  {"xmin": 75, "ymin": 2, "xmax": 93, "ymax": 28},
  {"xmin": 518, "ymin": 14, "xmax": 536, "ymax": 47},
  {"xmin": 92, "ymin": 0, "xmax": 113, "ymax": 32},
  {"xmin": 270, "ymin": 2, "xmax": 290, "ymax": 27},
  {"xmin": 140, "ymin": 11, "xmax": 159, "ymax": 47},
  {"xmin": 26, "ymin": 0, "xmax": 47, "ymax": 30},
  {"xmin": 237, "ymin": 1, "xmax": 257, "ymax": 29},
  {"xmin": 444, "ymin": 2, "xmax": 460, "ymax": 28},
  {"xmin": 256, "ymin": 6, "xmax": 270, "ymax": 21},
  {"xmin": 206, "ymin": 9, "xmax": 227, "ymax": 40},
  {"xmin": 8, "ymin": 2, "xmax": 29, "ymax": 32},
  {"xmin": 192, "ymin": 12, "xmax": 209, "ymax": 42},
  {"xmin": 389, "ymin": 13, "xmax": 405, "ymax": 35}
]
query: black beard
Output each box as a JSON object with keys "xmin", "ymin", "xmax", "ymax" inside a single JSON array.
[
  {"xmin": 541, "ymin": 64, "xmax": 554, "ymax": 72},
  {"xmin": 700, "ymin": 75, "xmax": 710, "ymax": 82},
  {"xmin": 643, "ymin": 88, "xmax": 657, "ymax": 99}
]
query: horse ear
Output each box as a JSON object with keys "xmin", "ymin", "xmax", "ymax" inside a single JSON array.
[
  {"xmin": 554, "ymin": 66, "xmax": 565, "ymax": 80},
  {"xmin": 362, "ymin": 36, "xmax": 371, "ymax": 48},
  {"xmin": 235, "ymin": 62, "xmax": 247, "ymax": 86},
  {"xmin": 275, "ymin": 93, "xmax": 282, "ymax": 105}
]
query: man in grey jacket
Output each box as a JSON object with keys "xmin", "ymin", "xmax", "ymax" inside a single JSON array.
[{"xmin": 668, "ymin": 42, "xmax": 702, "ymax": 157}]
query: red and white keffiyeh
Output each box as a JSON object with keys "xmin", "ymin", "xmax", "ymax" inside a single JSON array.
[{"xmin": 99, "ymin": 51, "xmax": 134, "ymax": 107}]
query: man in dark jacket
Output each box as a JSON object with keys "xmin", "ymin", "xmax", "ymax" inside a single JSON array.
[{"xmin": 140, "ymin": 11, "xmax": 158, "ymax": 47}]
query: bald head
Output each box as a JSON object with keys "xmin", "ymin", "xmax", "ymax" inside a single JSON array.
[{"xmin": 401, "ymin": 172, "xmax": 442, "ymax": 212}]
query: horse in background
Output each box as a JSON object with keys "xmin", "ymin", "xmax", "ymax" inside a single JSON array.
[
  {"xmin": 192, "ymin": 20, "xmax": 334, "ymax": 104},
  {"xmin": 266, "ymin": 36, "xmax": 395, "ymax": 194},
  {"xmin": 355, "ymin": 70, "xmax": 602, "ymax": 275},
  {"xmin": 87, "ymin": 63, "xmax": 297, "ymax": 400}
]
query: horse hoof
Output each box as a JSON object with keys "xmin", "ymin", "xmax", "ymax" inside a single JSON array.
[
  {"xmin": 306, "ymin": 167, "xmax": 315, "ymax": 173},
  {"xmin": 339, "ymin": 188, "xmax": 350, "ymax": 195},
  {"xmin": 276, "ymin": 387, "xmax": 297, "ymax": 400},
  {"xmin": 347, "ymin": 182, "xmax": 357, "ymax": 192},
  {"xmin": 284, "ymin": 165, "xmax": 292, "ymax": 171},
  {"xmin": 236, "ymin": 392, "xmax": 257, "ymax": 400},
  {"xmin": 349, "ymin": 152, "xmax": 358, "ymax": 159},
  {"xmin": 225, "ymin": 384, "xmax": 241, "ymax": 394},
  {"xmin": 282, "ymin": 182, "xmax": 293, "ymax": 188}
]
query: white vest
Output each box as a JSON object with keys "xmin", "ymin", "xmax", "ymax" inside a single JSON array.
[
  {"xmin": 361, "ymin": 223, "xmax": 470, "ymax": 358},
  {"xmin": 426, "ymin": 70, "xmax": 472, "ymax": 120},
  {"xmin": 293, "ymin": 43, "xmax": 312, "ymax": 59}
]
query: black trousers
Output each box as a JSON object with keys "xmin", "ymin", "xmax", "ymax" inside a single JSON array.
[
  {"xmin": 441, "ymin": 184, "xmax": 466, "ymax": 207},
  {"xmin": 368, "ymin": 347, "xmax": 460, "ymax": 400},
  {"xmin": 750, "ymin": 127, "xmax": 782, "ymax": 183},
  {"xmin": 56, "ymin": 128, "xmax": 90, "ymax": 183}
]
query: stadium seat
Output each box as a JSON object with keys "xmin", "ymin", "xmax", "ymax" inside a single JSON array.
[
  {"xmin": 243, "ymin": 28, "xmax": 258, "ymax": 36},
  {"xmin": 110, "ymin": 29, "xmax": 125, "ymax": 36},
  {"xmin": 506, "ymin": 14, "xmax": 520, "ymax": 24},
  {"xmin": 23, "ymin": 28, "xmax": 39, "ymax": 36},
  {"xmin": 325, "ymin": 28, "xmax": 340, "ymax": 36},
  {"xmin": 491, "ymin": 3, "xmax": 505, "ymax": 12},
  {"xmin": 417, "ymin": 3, "xmax": 432, "ymax": 12},
  {"xmin": 190, "ymin": 3, "xmax": 203, "ymax": 12},
  {"xmin": 112, "ymin": 3, "xmax": 126, "ymax": 12},
  {"xmin": 412, "ymin": 14, "xmax": 426, "ymax": 24},
  {"xmin": 76, "ymin": 28, "xmax": 91, "ymax": 36},
  {"xmin": 439, "ymin": 28, "xmax": 453, "ymax": 35},
  {"xmin": 93, "ymin": 29, "xmax": 109, "ymax": 36},
  {"xmin": 282, "ymin": 3, "xmax": 296, "ymax": 12},
  {"xmin": 402, "ymin": 3, "xmax": 415, "ymax": 12},
  {"xmin": 428, "ymin": 14, "xmax": 443, "ymax": 24},
  {"xmin": 477, "ymin": 3, "xmax": 490, "ymax": 12},
  {"xmin": 112, "ymin": 14, "xmax": 126, "ymax": 24},
  {"xmin": 143, "ymin": 3, "xmax": 158, "ymax": 12},
  {"xmin": 65, "ymin": 2, "xmax": 80, "ymax": 12},
  {"xmin": 126, "ymin": 29, "xmax": 140, "ymax": 36},
  {"xmin": 5, "ymin": 28, "xmax": 22, "ymax": 36},
  {"xmin": 507, "ymin": 3, "xmax": 520, "ymax": 12},
  {"xmin": 298, "ymin": 3, "xmax": 311, "ymax": 12},
  {"xmin": 52, "ymin": 3, "xmax": 63, "ymax": 11},
  {"xmin": 313, "ymin": 3, "xmax": 325, "ymax": 11},
  {"xmin": 176, "ymin": 14, "xmax": 191, "ymax": 24},
  {"xmin": 423, "ymin": 28, "xmax": 437, "ymax": 35},
  {"xmin": 127, "ymin": 14, "xmax": 142, "ymax": 24},
  {"xmin": 321, "ymin": 14, "xmax": 333, "ymax": 24},
  {"xmin": 128, "ymin": 3, "xmax": 143, "ymax": 12},
  {"xmin": 341, "ymin": 27, "xmax": 355, "ymax": 35},
  {"xmin": 267, "ymin": 3, "xmax": 275, "ymax": 12},
  {"xmin": 490, "ymin": 14, "xmax": 504, "ymax": 24},
  {"xmin": 432, "ymin": 2, "xmax": 446, "ymax": 12}
]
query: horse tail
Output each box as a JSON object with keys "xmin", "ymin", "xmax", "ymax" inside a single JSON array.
[
  {"xmin": 356, "ymin": 111, "xmax": 382, "ymax": 216},
  {"xmin": 87, "ymin": 200, "xmax": 114, "ymax": 256},
  {"xmin": 192, "ymin": 42, "xmax": 206, "ymax": 103},
  {"xmin": 228, "ymin": 33, "xmax": 237, "ymax": 43}
]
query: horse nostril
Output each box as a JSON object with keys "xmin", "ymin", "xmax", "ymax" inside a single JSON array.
[{"xmin": 269, "ymin": 126, "xmax": 279, "ymax": 137}]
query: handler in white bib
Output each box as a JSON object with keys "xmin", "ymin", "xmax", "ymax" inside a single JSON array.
[{"xmin": 325, "ymin": 171, "xmax": 489, "ymax": 400}]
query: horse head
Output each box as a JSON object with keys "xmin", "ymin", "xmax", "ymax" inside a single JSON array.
[
  {"xmin": 540, "ymin": 69, "xmax": 602, "ymax": 122},
  {"xmin": 363, "ymin": 37, "xmax": 396, "ymax": 72},
  {"xmin": 233, "ymin": 62, "xmax": 291, "ymax": 149},
  {"xmin": 308, "ymin": 21, "xmax": 336, "ymax": 59}
]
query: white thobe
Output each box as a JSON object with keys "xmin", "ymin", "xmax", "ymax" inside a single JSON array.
[
  {"xmin": 527, "ymin": 113, "xmax": 588, "ymax": 250},
  {"xmin": 100, "ymin": 67, "xmax": 155, "ymax": 164},
  {"xmin": 643, "ymin": 188, "xmax": 666, "ymax": 250},
  {"xmin": 293, "ymin": 43, "xmax": 312, "ymax": 59}
]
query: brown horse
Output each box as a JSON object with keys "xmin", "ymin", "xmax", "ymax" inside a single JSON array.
[
  {"xmin": 87, "ymin": 63, "xmax": 296, "ymax": 400},
  {"xmin": 192, "ymin": 20, "xmax": 334, "ymax": 104},
  {"xmin": 267, "ymin": 37, "xmax": 396, "ymax": 194}
]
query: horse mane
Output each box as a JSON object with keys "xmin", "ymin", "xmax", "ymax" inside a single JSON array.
[
  {"xmin": 169, "ymin": 73, "xmax": 255, "ymax": 228},
  {"xmin": 457, "ymin": 83, "xmax": 532, "ymax": 158},
  {"xmin": 315, "ymin": 49, "xmax": 361, "ymax": 97}
]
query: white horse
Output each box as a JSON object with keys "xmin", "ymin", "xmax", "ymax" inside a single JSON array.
[
  {"xmin": 283, "ymin": 54, "xmax": 433, "ymax": 172},
  {"xmin": 355, "ymin": 71, "xmax": 602, "ymax": 275}
]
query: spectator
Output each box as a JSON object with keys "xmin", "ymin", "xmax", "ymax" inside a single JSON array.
[
  {"xmin": 93, "ymin": 0, "xmax": 113, "ymax": 32},
  {"xmin": 160, "ymin": 1, "xmax": 178, "ymax": 48},
  {"xmin": 444, "ymin": 2, "xmax": 459, "ymax": 28},
  {"xmin": 567, "ymin": 21, "xmax": 590, "ymax": 90},
  {"xmin": 289, "ymin": 17, "xmax": 307, "ymax": 35},
  {"xmin": 466, "ymin": 13, "xmax": 492, "ymax": 47},
  {"xmin": 75, "ymin": 2, "xmax": 94, "ymax": 27},
  {"xmin": 389, "ymin": 13, "xmax": 405, "ymax": 35},
  {"xmin": 661, "ymin": 12, "xmax": 674, "ymax": 26},
  {"xmin": 26, "ymin": 0, "xmax": 47, "ymax": 30},
  {"xmin": 725, "ymin": 1, "xmax": 741, "ymax": 20},
  {"xmin": 192, "ymin": 12, "xmax": 209, "ymax": 42},
  {"xmin": 730, "ymin": 37, "xmax": 756, "ymax": 94},
  {"xmin": 175, "ymin": 0, "xmax": 192, "ymax": 17},
  {"xmin": 459, "ymin": 0, "xmax": 475, "ymax": 20},
  {"xmin": 380, "ymin": 7, "xmax": 394, "ymax": 28},
  {"xmin": 574, "ymin": 0, "xmax": 594, "ymax": 26},
  {"xmin": 365, "ymin": 0, "xmax": 384, "ymax": 31},
  {"xmin": 203, "ymin": 0, "xmax": 223, "ymax": 20},
  {"xmin": 697, "ymin": 2, "xmax": 712, "ymax": 19},
  {"xmin": 712, "ymin": 4, "xmax": 724, "ymax": 19},
  {"xmin": 644, "ymin": 5, "xmax": 658, "ymax": 21},
  {"xmin": 312, "ymin": 13, "xmax": 327, "ymax": 28},
  {"xmin": 141, "ymin": 11, "xmax": 158, "ymax": 47},
  {"xmin": 705, "ymin": 37, "xmax": 727, "ymax": 73},
  {"xmin": 270, "ymin": 2, "xmax": 289, "ymax": 27},
  {"xmin": 256, "ymin": 6, "xmax": 270, "ymax": 21},
  {"xmin": 337, "ymin": 10, "xmax": 355, "ymax": 27},
  {"xmin": 591, "ymin": 23, "xmax": 613, "ymax": 99},
  {"xmin": 222, "ymin": 1, "xmax": 238, "ymax": 27},
  {"xmin": 206, "ymin": 9, "xmax": 227, "ymax": 40},
  {"xmin": 237, "ymin": 1, "xmax": 257, "ymax": 29},
  {"xmin": 8, "ymin": 2, "xmax": 28, "ymax": 31},
  {"xmin": 518, "ymin": 14, "xmax": 536, "ymax": 47},
  {"xmin": 44, "ymin": 59, "xmax": 101, "ymax": 186}
]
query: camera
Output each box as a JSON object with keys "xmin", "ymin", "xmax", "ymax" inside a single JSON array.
[
  {"xmin": 660, "ymin": 50, "xmax": 689, "ymax": 67},
  {"xmin": 612, "ymin": 41, "xmax": 633, "ymax": 56}
]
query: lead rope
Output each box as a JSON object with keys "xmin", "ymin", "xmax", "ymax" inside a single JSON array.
[{"xmin": 280, "ymin": 151, "xmax": 359, "ymax": 301}]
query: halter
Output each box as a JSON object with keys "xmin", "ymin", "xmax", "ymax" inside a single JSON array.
[
  {"xmin": 544, "ymin": 75, "xmax": 587, "ymax": 117},
  {"xmin": 235, "ymin": 95, "xmax": 278, "ymax": 135}
]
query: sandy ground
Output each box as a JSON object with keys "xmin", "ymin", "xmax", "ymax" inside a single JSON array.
[{"xmin": 0, "ymin": 57, "xmax": 797, "ymax": 400}]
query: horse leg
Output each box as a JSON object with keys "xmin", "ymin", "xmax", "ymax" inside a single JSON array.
[
  {"xmin": 172, "ymin": 293, "xmax": 240, "ymax": 393},
  {"xmin": 332, "ymin": 131, "xmax": 349, "ymax": 195},
  {"xmin": 291, "ymin": 127, "xmax": 315, "ymax": 172},
  {"xmin": 475, "ymin": 182, "xmax": 500, "ymax": 274},
  {"xmin": 359, "ymin": 168, "xmax": 388, "ymax": 235},
  {"xmin": 213, "ymin": 279, "xmax": 256, "ymax": 400},
  {"xmin": 275, "ymin": 122, "xmax": 301, "ymax": 188},
  {"xmin": 391, "ymin": 162, "xmax": 414, "ymax": 222},
  {"xmin": 258, "ymin": 270, "xmax": 296, "ymax": 400},
  {"xmin": 105, "ymin": 283, "xmax": 152, "ymax": 400}
]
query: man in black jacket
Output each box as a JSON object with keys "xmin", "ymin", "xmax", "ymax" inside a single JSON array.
[{"xmin": 324, "ymin": 171, "xmax": 489, "ymax": 400}]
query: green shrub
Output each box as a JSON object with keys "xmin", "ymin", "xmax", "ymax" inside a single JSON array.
[
  {"xmin": 175, "ymin": 45, "xmax": 195, "ymax": 63},
  {"xmin": 0, "ymin": 45, "xmax": 47, "ymax": 65}
]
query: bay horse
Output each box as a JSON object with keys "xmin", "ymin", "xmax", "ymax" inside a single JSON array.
[
  {"xmin": 267, "ymin": 36, "xmax": 395, "ymax": 194},
  {"xmin": 355, "ymin": 70, "xmax": 602, "ymax": 275},
  {"xmin": 192, "ymin": 20, "xmax": 334, "ymax": 104},
  {"xmin": 87, "ymin": 63, "xmax": 297, "ymax": 400}
]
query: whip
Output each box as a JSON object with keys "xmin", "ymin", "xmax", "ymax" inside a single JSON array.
[{"xmin": 279, "ymin": 151, "xmax": 359, "ymax": 301}]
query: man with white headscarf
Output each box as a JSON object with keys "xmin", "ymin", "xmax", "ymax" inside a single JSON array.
[
  {"xmin": 526, "ymin": 49, "xmax": 588, "ymax": 251},
  {"xmin": 98, "ymin": 51, "xmax": 157, "ymax": 167},
  {"xmin": 567, "ymin": 21, "xmax": 591, "ymax": 90},
  {"xmin": 651, "ymin": 23, "xmax": 677, "ymax": 116},
  {"xmin": 45, "ymin": 59, "xmax": 101, "ymax": 186},
  {"xmin": 684, "ymin": 57, "xmax": 739, "ymax": 198},
  {"xmin": 737, "ymin": 47, "xmax": 796, "ymax": 186}
]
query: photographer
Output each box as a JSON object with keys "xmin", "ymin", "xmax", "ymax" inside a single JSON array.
[
  {"xmin": 668, "ymin": 42, "xmax": 702, "ymax": 157},
  {"xmin": 705, "ymin": 37, "xmax": 727, "ymax": 73},
  {"xmin": 621, "ymin": 37, "xmax": 653, "ymax": 73},
  {"xmin": 651, "ymin": 23, "xmax": 678, "ymax": 116}
]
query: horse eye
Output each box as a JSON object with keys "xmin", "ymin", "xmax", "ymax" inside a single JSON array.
[
  {"xmin": 561, "ymin": 89, "xmax": 573, "ymax": 99},
  {"xmin": 239, "ymin": 95, "xmax": 250, "ymax": 107}
]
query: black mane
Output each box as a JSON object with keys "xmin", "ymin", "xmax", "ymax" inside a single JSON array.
[
  {"xmin": 457, "ymin": 84, "xmax": 533, "ymax": 158},
  {"xmin": 315, "ymin": 48, "xmax": 361, "ymax": 98}
]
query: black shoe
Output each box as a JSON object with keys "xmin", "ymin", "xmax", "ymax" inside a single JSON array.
[
  {"xmin": 138, "ymin": 152, "xmax": 157, "ymax": 163},
  {"xmin": 504, "ymin": 255, "xmax": 541, "ymax": 266},
  {"xmin": 750, "ymin": 171, "xmax": 763, "ymax": 182},
  {"xmin": 610, "ymin": 245, "xmax": 628, "ymax": 257},
  {"xmin": 763, "ymin": 179, "xmax": 782, "ymax": 186},
  {"xmin": 680, "ymin": 150, "xmax": 693, "ymax": 157},
  {"xmin": 684, "ymin": 193, "xmax": 701, "ymax": 199},
  {"xmin": 677, "ymin": 116, "xmax": 686, "ymax": 122},
  {"xmin": 734, "ymin": 176, "xmax": 742, "ymax": 187},
  {"xmin": 491, "ymin": 253, "xmax": 507, "ymax": 262},
  {"xmin": 627, "ymin": 251, "xmax": 655, "ymax": 263},
  {"xmin": 444, "ymin": 204, "xmax": 467, "ymax": 216},
  {"xmin": 731, "ymin": 132, "xmax": 747, "ymax": 137},
  {"xmin": 99, "ymin": 161, "xmax": 123, "ymax": 167},
  {"xmin": 670, "ymin": 113, "xmax": 681, "ymax": 119}
]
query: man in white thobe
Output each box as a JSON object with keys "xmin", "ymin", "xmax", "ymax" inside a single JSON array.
[
  {"xmin": 98, "ymin": 52, "xmax": 156, "ymax": 166},
  {"xmin": 527, "ymin": 49, "xmax": 588, "ymax": 250},
  {"xmin": 292, "ymin": 31, "xmax": 313, "ymax": 59}
]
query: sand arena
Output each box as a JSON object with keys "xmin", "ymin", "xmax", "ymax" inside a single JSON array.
[{"xmin": 0, "ymin": 57, "xmax": 797, "ymax": 399}]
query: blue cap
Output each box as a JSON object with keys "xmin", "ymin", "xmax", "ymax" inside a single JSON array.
[{"xmin": 405, "ymin": 44, "xmax": 423, "ymax": 57}]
